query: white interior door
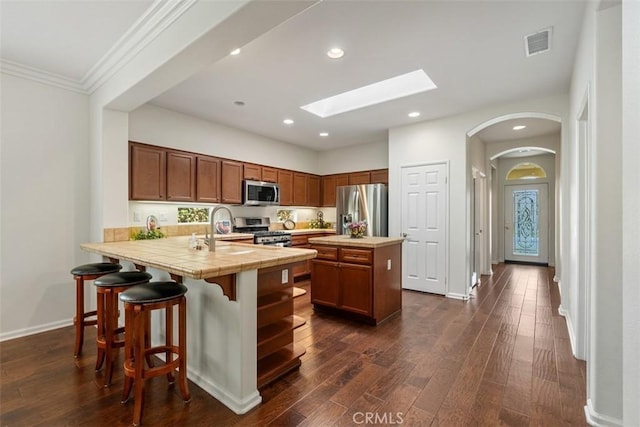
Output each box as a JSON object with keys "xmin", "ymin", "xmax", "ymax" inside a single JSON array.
[
  {"xmin": 504, "ymin": 183, "xmax": 548, "ymax": 264},
  {"xmin": 401, "ymin": 163, "xmax": 447, "ymax": 295},
  {"xmin": 473, "ymin": 175, "xmax": 486, "ymax": 286}
]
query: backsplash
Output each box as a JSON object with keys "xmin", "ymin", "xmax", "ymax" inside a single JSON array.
[{"xmin": 102, "ymin": 201, "xmax": 338, "ymax": 242}]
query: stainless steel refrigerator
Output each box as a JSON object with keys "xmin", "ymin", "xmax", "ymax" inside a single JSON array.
[{"xmin": 336, "ymin": 184, "xmax": 388, "ymax": 237}]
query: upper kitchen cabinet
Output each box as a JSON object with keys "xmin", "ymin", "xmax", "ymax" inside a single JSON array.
[
  {"xmin": 243, "ymin": 163, "xmax": 262, "ymax": 181},
  {"xmin": 348, "ymin": 171, "xmax": 371, "ymax": 185},
  {"xmin": 166, "ymin": 151, "xmax": 196, "ymax": 202},
  {"xmin": 130, "ymin": 142, "xmax": 166, "ymax": 200},
  {"xmin": 370, "ymin": 169, "xmax": 388, "ymax": 185},
  {"xmin": 293, "ymin": 173, "xmax": 308, "ymax": 206},
  {"xmin": 278, "ymin": 170, "xmax": 293, "ymax": 206},
  {"xmin": 196, "ymin": 155, "xmax": 221, "ymax": 203},
  {"xmin": 261, "ymin": 167, "xmax": 278, "ymax": 183},
  {"xmin": 307, "ymin": 175, "xmax": 321, "ymax": 207},
  {"xmin": 321, "ymin": 173, "xmax": 348, "ymax": 207},
  {"xmin": 221, "ymin": 160, "xmax": 243, "ymax": 204}
]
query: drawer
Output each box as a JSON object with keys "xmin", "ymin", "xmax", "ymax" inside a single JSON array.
[
  {"xmin": 291, "ymin": 235, "xmax": 308, "ymax": 246},
  {"xmin": 312, "ymin": 246, "xmax": 338, "ymax": 261},
  {"xmin": 340, "ymin": 248, "xmax": 372, "ymax": 265}
]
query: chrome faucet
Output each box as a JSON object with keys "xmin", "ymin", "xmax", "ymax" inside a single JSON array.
[{"xmin": 208, "ymin": 206, "xmax": 234, "ymax": 252}]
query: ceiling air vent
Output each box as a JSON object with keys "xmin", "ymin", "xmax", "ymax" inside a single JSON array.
[{"xmin": 525, "ymin": 27, "xmax": 552, "ymax": 57}]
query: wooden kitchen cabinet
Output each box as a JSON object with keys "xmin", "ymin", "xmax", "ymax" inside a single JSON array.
[
  {"xmin": 166, "ymin": 151, "xmax": 196, "ymax": 202},
  {"xmin": 196, "ymin": 155, "xmax": 221, "ymax": 203},
  {"xmin": 129, "ymin": 142, "xmax": 166, "ymax": 200},
  {"xmin": 310, "ymin": 242, "xmax": 401, "ymax": 324},
  {"xmin": 261, "ymin": 167, "xmax": 278, "ymax": 183},
  {"xmin": 307, "ymin": 175, "xmax": 321, "ymax": 207},
  {"xmin": 293, "ymin": 173, "xmax": 308, "ymax": 206},
  {"xmin": 221, "ymin": 160, "xmax": 243, "ymax": 204},
  {"xmin": 243, "ymin": 163, "xmax": 262, "ymax": 181},
  {"xmin": 370, "ymin": 169, "xmax": 389, "ymax": 185},
  {"xmin": 321, "ymin": 173, "xmax": 349, "ymax": 207},
  {"xmin": 278, "ymin": 170, "xmax": 293, "ymax": 205},
  {"xmin": 348, "ymin": 171, "xmax": 371, "ymax": 185}
]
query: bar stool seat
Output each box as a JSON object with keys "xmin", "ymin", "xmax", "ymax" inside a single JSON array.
[
  {"xmin": 120, "ymin": 282, "xmax": 190, "ymax": 426},
  {"xmin": 70, "ymin": 262, "xmax": 122, "ymax": 357},
  {"xmin": 94, "ymin": 271, "xmax": 152, "ymax": 387}
]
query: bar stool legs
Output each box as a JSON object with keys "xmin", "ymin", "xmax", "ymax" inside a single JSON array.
[{"xmin": 120, "ymin": 282, "xmax": 190, "ymax": 426}]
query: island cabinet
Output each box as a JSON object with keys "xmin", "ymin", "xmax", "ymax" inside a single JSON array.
[
  {"xmin": 257, "ymin": 264, "xmax": 306, "ymax": 388},
  {"xmin": 310, "ymin": 239, "xmax": 402, "ymax": 324}
]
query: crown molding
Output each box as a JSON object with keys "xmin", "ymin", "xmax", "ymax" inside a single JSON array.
[
  {"xmin": 1, "ymin": 0, "xmax": 197, "ymax": 95},
  {"xmin": 83, "ymin": 0, "xmax": 198, "ymax": 94},
  {"xmin": 0, "ymin": 59, "xmax": 86, "ymax": 94}
]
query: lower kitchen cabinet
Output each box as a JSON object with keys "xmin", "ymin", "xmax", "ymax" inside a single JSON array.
[{"xmin": 310, "ymin": 241, "xmax": 401, "ymax": 324}]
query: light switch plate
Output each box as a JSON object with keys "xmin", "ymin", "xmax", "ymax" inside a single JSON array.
[
  {"xmin": 282, "ymin": 269, "xmax": 288, "ymax": 284},
  {"xmin": 133, "ymin": 211, "xmax": 141, "ymax": 222},
  {"xmin": 387, "ymin": 259, "xmax": 392, "ymax": 270}
]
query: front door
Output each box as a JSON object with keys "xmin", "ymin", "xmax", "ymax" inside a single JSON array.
[
  {"xmin": 504, "ymin": 183, "xmax": 548, "ymax": 264},
  {"xmin": 401, "ymin": 163, "xmax": 447, "ymax": 295}
]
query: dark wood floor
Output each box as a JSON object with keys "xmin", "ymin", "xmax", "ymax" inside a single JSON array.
[{"xmin": 1, "ymin": 263, "xmax": 587, "ymax": 426}]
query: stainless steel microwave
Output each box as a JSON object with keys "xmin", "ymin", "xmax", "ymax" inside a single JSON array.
[{"xmin": 243, "ymin": 180, "xmax": 280, "ymax": 206}]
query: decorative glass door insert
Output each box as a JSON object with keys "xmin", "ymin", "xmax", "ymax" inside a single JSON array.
[{"xmin": 504, "ymin": 184, "xmax": 548, "ymax": 264}]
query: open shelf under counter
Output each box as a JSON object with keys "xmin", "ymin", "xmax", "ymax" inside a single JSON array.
[{"xmin": 257, "ymin": 343, "xmax": 306, "ymax": 389}]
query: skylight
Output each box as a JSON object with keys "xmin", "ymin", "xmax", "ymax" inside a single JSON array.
[{"xmin": 300, "ymin": 69, "xmax": 437, "ymax": 118}]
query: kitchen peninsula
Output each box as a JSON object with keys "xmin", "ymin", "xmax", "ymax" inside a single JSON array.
[{"xmin": 81, "ymin": 236, "xmax": 317, "ymax": 414}]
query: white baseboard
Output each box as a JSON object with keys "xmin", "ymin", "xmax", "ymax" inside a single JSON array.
[
  {"xmin": 557, "ymin": 305, "xmax": 581, "ymax": 359},
  {"xmin": 0, "ymin": 319, "xmax": 72, "ymax": 342},
  {"xmin": 447, "ymin": 292, "xmax": 470, "ymax": 301},
  {"xmin": 584, "ymin": 399, "xmax": 623, "ymax": 427},
  {"xmin": 553, "ymin": 275, "xmax": 560, "ymax": 283},
  {"xmin": 186, "ymin": 366, "xmax": 261, "ymax": 414}
]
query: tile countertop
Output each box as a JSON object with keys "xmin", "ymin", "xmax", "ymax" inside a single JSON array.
[
  {"xmin": 80, "ymin": 236, "xmax": 317, "ymax": 280},
  {"xmin": 307, "ymin": 235, "xmax": 405, "ymax": 248}
]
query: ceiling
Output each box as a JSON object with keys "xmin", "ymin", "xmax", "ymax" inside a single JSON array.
[{"xmin": 0, "ymin": 0, "xmax": 585, "ymax": 151}]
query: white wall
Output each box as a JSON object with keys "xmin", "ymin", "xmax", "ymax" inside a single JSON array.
[
  {"xmin": 317, "ymin": 140, "xmax": 388, "ymax": 175},
  {"xmin": 622, "ymin": 2, "xmax": 640, "ymax": 425},
  {"xmin": 0, "ymin": 74, "xmax": 90, "ymax": 339},
  {"xmin": 570, "ymin": 2, "xmax": 624, "ymax": 424},
  {"xmin": 388, "ymin": 94, "xmax": 568, "ymax": 298}
]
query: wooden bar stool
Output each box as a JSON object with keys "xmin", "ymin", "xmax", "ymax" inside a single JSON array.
[
  {"xmin": 119, "ymin": 282, "xmax": 190, "ymax": 426},
  {"xmin": 70, "ymin": 262, "xmax": 122, "ymax": 357},
  {"xmin": 93, "ymin": 271, "xmax": 152, "ymax": 387}
]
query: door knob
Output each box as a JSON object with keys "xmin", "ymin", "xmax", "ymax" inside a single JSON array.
[{"xmin": 402, "ymin": 233, "xmax": 408, "ymax": 238}]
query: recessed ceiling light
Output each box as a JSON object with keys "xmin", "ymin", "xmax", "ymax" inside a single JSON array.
[
  {"xmin": 513, "ymin": 125, "xmax": 527, "ymax": 130},
  {"xmin": 319, "ymin": 132, "xmax": 329, "ymax": 137},
  {"xmin": 408, "ymin": 112, "xmax": 421, "ymax": 118},
  {"xmin": 283, "ymin": 119, "xmax": 294, "ymax": 125},
  {"xmin": 230, "ymin": 48, "xmax": 241, "ymax": 56},
  {"xmin": 301, "ymin": 69, "xmax": 437, "ymax": 118},
  {"xmin": 327, "ymin": 47, "xmax": 344, "ymax": 59}
]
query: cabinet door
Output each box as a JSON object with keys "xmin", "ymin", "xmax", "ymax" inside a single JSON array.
[
  {"xmin": 349, "ymin": 171, "xmax": 371, "ymax": 185},
  {"xmin": 262, "ymin": 167, "xmax": 278, "ymax": 183},
  {"xmin": 311, "ymin": 260, "xmax": 339, "ymax": 307},
  {"xmin": 243, "ymin": 163, "xmax": 261, "ymax": 181},
  {"xmin": 221, "ymin": 160, "xmax": 243, "ymax": 204},
  {"xmin": 339, "ymin": 263, "xmax": 372, "ymax": 316},
  {"xmin": 307, "ymin": 175, "xmax": 321, "ymax": 207},
  {"xmin": 293, "ymin": 173, "xmax": 308, "ymax": 206},
  {"xmin": 370, "ymin": 169, "xmax": 388, "ymax": 185},
  {"xmin": 166, "ymin": 151, "xmax": 196, "ymax": 201},
  {"xmin": 278, "ymin": 170, "xmax": 293, "ymax": 206},
  {"xmin": 129, "ymin": 143, "xmax": 166, "ymax": 200},
  {"xmin": 196, "ymin": 156, "xmax": 221, "ymax": 203},
  {"xmin": 321, "ymin": 175, "xmax": 336, "ymax": 207}
]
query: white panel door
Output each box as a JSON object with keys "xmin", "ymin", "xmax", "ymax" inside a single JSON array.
[
  {"xmin": 401, "ymin": 163, "xmax": 447, "ymax": 294},
  {"xmin": 504, "ymin": 183, "xmax": 548, "ymax": 264}
]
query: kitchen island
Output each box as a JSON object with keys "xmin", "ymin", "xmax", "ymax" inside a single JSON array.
[
  {"xmin": 81, "ymin": 236, "xmax": 316, "ymax": 414},
  {"xmin": 308, "ymin": 235, "xmax": 404, "ymax": 324}
]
